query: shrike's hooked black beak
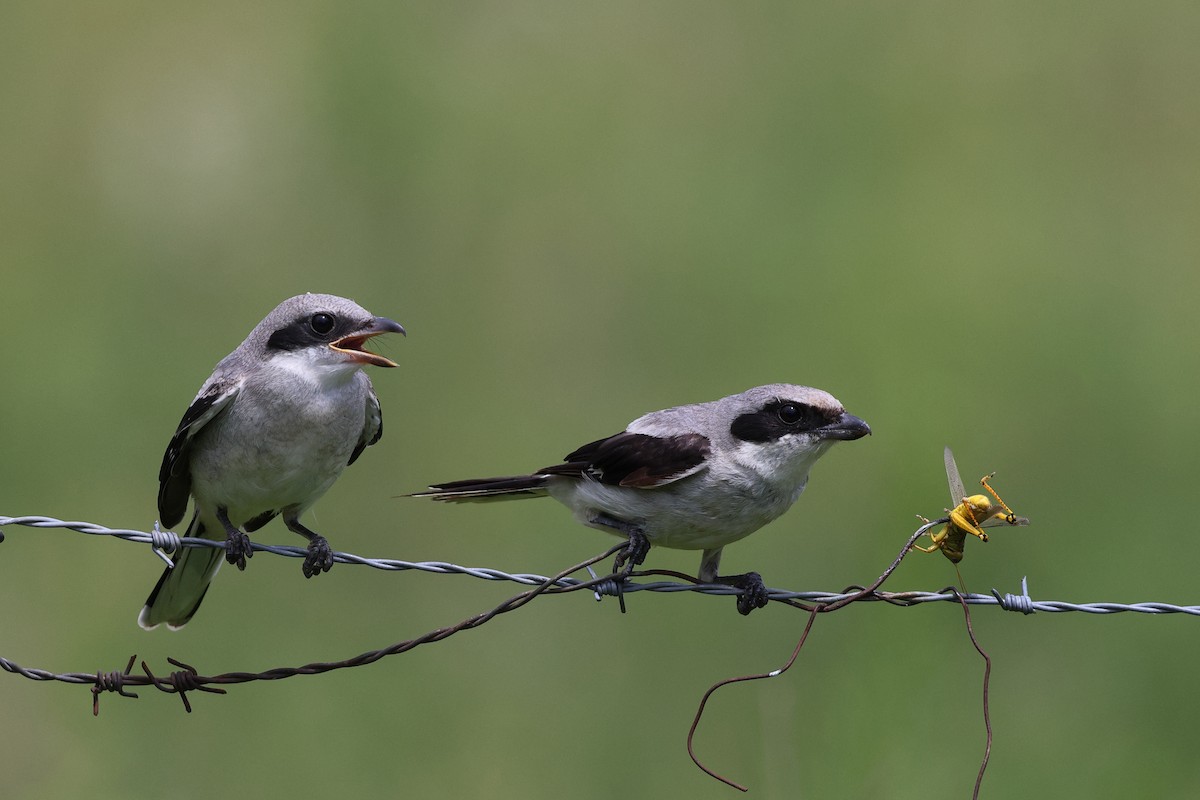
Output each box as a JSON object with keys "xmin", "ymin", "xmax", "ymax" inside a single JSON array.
[
  {"xmin": 819, "ymin": 412, "xmax": 872, "ymax": 441},
  {"xmin": 332, "ymin": 317, "xmax": 406, "ymax": 368}
]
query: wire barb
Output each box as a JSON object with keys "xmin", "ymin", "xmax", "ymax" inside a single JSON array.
[
  {"xmin": 92, "ymin": 655, "xmax": 139, "ymax": 716},
  {"xmin": 583, "ymin": 565, "xmax": 621, "ymax": 602},
  {"xmin": 149, "ymin": 521, "xmax": 181, "ymax": 567},
  {"xmin": 140, "ymin": 657, "xmax": 227, "ymax": 713},
  {"xmin": 993, "ymin": 576, "xmax": 1036, "ymax": 614}
]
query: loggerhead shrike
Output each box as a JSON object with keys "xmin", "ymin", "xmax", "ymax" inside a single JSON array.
[
  {"xmin": 138, "ymin": 293, "xmax": 405, "ymax": 630},
  {"xmin": 414, "ymin": 384, "xmax": 869, "ymax": 614}
]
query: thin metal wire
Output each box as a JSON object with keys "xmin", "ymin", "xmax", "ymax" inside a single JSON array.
[
  {"xmin": 1, "ymin": 511, "xmax": 1179, "ymax": 800},
  {"xmin": 4, "ymin": 514, "xmax": 1199, "ymax": 615},
  {"xmin": 0, "ymin": 536, "xmax": 629, "ymax": 715}
]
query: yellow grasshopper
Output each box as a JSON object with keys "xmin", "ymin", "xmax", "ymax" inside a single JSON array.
[{"xmin": 914, "ymin": 446, "xmax": 1029, "ymax": 564}]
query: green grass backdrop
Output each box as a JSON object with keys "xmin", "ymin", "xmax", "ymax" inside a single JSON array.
[{"xmin": 3, "ymin": 3, "xmax": 1199, "ymax": 797}]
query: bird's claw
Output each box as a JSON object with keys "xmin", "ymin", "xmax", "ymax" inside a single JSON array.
[
  {"xmin": 224, "ymin": 530, "xmax": 252, "ymax": 570},
  {"xmin": 613, "ymin": 529, "xmax": 651, "ymax": 576},
  {"xmin": 303, "ymin": 536, "xmax": 334, "ymax": 578},
  {"xmin": 721, "ymin": 571, "xmax": 769, "ymax": 616}
]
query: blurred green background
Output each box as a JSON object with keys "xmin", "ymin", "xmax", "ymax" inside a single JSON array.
[{"xmin": 3, "ymin": 2, "xmax": 1199, "ymax": 798}]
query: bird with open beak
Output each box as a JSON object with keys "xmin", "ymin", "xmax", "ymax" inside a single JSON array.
[{"xmin": 139, "ymin": 293, "xmax": 405, "ymax": 630}]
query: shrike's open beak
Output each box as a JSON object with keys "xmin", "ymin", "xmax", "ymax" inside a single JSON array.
[{"xmin": 332, "ymin": 317, "xmax": 406, "ymax": 368}]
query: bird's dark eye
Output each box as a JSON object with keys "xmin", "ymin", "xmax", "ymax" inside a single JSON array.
[
  {"xmin": 309, "ymin": 313, "xmax": 336, "ymax": 335},
  {"xmin": 778, "ymin": 403, "xmax": 804, "ymax": 425}
]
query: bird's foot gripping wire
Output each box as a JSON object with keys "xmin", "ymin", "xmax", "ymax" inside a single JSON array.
[
  {"xmin": 715, "ymin": 572, "xmax": 770, "ymax": 615},
  {"xmin": 223, "ymin": 531, "xmax": 252, "ymax": 570},
  {"xmin": 216, "ymin": 508, "xmax": 252, "ymax": 570},
  {"xmin": 302, "ymin": 535, "xmax": 335, "ymax": 578},
  {"xmin": 589, "ymin": 514, "xmax": 650, "ymax": 577},
  {"xmin": 588, "ymin": 514, "xmax": 651, "ymax": 614},
  {"xmin": 614, "ymin": 530, "xmax": 650, "ymax": 576},
  {"xmin": 282, "ymin": 518, "xmax": 335, "ymax": 578}
]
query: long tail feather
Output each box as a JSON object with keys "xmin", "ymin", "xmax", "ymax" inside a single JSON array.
[
  {"xmin": 138, "ymin": 514, "xmax": 223, "ymax": 630},
  {"xmin": 410, "ymin": 474, "xmax": 550, "ymax": 502}
]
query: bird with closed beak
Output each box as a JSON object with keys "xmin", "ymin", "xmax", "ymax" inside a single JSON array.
[
  {"xmin": 139, "ymin": 293, "xmax": 405, "ymax": 630},
  {"xmin": 413, "ymin": 384, "xmax": 869, "ymax": 614}
]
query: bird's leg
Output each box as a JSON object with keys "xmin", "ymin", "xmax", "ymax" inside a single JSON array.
[
  {"xmin": 699, "ymin": 547, "xmax": 768, "ymax": 615},
  {"xmin": 588, "ymin": 513, "xmax": 650, "ymax": 614},
  {"xmin": 216, "ymin": 506, "xmax": 252, "ymax": 570},
  {"xmin": 590, "ymin": 513, "xmax": 650, "ymax": 576},
  {"xmin": 283, "ymin": 515, "xmax": 335, "ymax": 578}
]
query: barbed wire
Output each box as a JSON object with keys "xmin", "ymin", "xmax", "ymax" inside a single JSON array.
[
  {"xmin": 681, "ymin": 520, "xmax": 999, "ymax": 796},
  {"xmin": 0, "ymin": 532, "xmax": 631, "ymax": 715},
  {"xmin": 4, "ymin": 514, "xmax": 1199, "ymax": 615},
  {"xmin": 1, "ymin": 511, "xmax": 1191, "ymax": 795},
  {"xmin": 1, "ymin": 511, "xmax": 1196, "ymax": 717}
]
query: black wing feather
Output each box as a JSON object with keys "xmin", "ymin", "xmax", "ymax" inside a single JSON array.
[
  {"xmin": 157, "ymin": 381, "xmax": 235, "ymax": 527},
  {"xmin": 349, "ymin": 384, "xmax": 383, "ymax": 466},
  {"xmin": 540, "ymin": 431, "xmax": 710, "ymax": 488}
]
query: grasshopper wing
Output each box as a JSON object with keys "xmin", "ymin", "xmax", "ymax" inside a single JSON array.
[{"xmin": 944, "ymin": 446, "xmax": 967, "ymax": 504}]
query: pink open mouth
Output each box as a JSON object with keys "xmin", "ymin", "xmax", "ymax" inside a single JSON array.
[{"xmin": 331, "ymin": 334, "xmax": 399, "ymax": 368}]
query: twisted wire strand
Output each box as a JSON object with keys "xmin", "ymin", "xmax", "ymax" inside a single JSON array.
[
  {"xmin": 3, "ymin": 513, "xmax": 1199, "ymax": 716},
  {"xmin": 3, "ymin": 514, "xmax": 1198, "ymax": 615},
  {"xmin": 0, "ymin": 534, "xmax": 629, "ymax": 714}
]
